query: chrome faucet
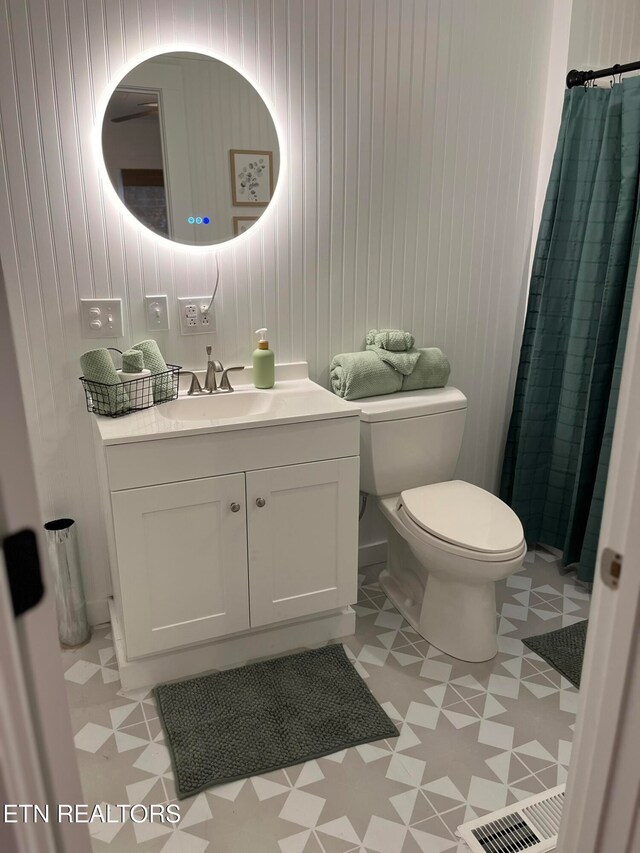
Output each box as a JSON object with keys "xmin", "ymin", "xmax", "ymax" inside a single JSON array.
[
  {"xmin": 204, "ymin": 346, "xmax": 223, "ymax": 393},
  {"xmin": 181, "ymin": 349, "xmax": 244, "ymax": 395}
]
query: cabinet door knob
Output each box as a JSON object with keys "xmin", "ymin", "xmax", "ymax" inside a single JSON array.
[
  {"xmin": 255, "ymin": 497, "xmax": 266, "ymax": 508},
  {"xmin": 230, "ymin": 502, "xmax": 241, "ymax": 513}
]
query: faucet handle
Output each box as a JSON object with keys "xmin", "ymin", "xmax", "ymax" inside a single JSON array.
[
  {"xmin": 180, "ymin": 370, "xmax": 203, "ymax": 396},
  {"xmin": 219, "ymin": 365, "xmax": 245, "ymax": 392}
]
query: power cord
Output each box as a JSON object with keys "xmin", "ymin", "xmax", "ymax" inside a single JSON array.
[{"xmin": 200, "ymin": 255, "xmax": 221, "ymax": 317}]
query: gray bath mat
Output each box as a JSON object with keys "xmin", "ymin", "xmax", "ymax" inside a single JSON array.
[
  {"xmin": 523, "ymin": 620, "xmax": 588, "ymax": 689},
  {"xmin": 154, "ymin": 644, "xmax": 399, "ymax": 799}
]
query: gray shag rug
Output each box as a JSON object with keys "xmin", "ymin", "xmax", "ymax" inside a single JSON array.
[
  {"xmin": 523, "ymin": 620, "xmax": 588, "ymax": 689},
  {"xmin": 155, "ymin": 643, "xmax": 399, "ymax": 799}
]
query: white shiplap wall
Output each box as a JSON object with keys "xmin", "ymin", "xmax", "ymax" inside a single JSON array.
[
  {"xmin": 569, "ymin": 0, "xmax": 640, "ymax": 69},
  {"xmin": 0, "ymin": 0, "xmax": 555, "ymax": 621}
]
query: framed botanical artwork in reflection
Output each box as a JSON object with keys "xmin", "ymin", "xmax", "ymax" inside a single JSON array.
[
  {"xmin": 233, "ymin": 216, "xmax": 260, "ymax": 236},
  {"xmin": 229, "ymin": 149, "xmax": 274, "ymax": 206}
]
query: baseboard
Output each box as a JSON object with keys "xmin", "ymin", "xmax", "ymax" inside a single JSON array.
[{"xmin": 358, "ymin": 539, "xmax": 387, "ymax": 568}]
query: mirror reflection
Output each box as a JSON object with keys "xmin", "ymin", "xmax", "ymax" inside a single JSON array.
[{"xmin": 101, "ymin": 51, "xmax": 280, "ymax": 246}]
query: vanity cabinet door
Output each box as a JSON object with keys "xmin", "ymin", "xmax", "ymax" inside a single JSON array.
[
  {"xmin": 246, "ymin": 457, "xmax": 359, "ymax": 627},
  {"xmin": 111, "ymin": 474, "xmax": 249, "ymax": 658}
]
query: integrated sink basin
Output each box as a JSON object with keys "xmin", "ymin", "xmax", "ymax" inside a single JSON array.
[
  {"xmin": 158, "ymin": 391, "xmax": 274, "ymax": 422},
  {"xmin": 92, "ymin": 365, "xmax": 360, "ymax": 445}
]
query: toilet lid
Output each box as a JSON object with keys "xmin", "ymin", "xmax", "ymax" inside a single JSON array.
[{"xmin": 400, "ymin": 480, "xmax": 525, "ymax": 554}]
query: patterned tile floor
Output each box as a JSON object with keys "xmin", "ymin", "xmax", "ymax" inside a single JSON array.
[{"xmin": 62, "ymin": 547, "xmax": 589, "ymax": 852}]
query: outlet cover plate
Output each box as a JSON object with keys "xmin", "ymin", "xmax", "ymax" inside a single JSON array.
[
  {"xmin": 80, "ymin": 298, "xmax": 123, "ymax": 339},
  {"xmin": 178, "ymin": 297, "xmax": 216, "ymax": 335},
  {"xmin": 144, "ymin": 294, "xmax": 169, "ymax": 331}
]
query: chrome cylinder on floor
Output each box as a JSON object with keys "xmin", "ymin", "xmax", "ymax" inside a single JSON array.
[{"xmin": 44, "ymin": 518, "xmax": 90, "ymax": 647}]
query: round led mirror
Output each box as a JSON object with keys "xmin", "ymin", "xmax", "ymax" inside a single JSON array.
[{"xmin": 101, "ymin": 51, "xmax": 280, "ymax": 246}]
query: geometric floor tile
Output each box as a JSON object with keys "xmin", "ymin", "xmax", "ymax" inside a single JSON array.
[
  {"xmin": 74, "ymin": 722, "xmax": 114, "ymax": 753},
  {"xmin": 64, "ymin": 659, "xmax": 102, "ymax": 684},
  {"xmin": 61, "ymin": 547, "xmax": 589, "ymax": 852},
  {"xmin": 467, "ymin": 776, "xmax": 509, "ymax": 811}
]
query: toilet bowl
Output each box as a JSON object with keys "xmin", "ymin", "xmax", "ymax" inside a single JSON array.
[{"xmin": 358, "ymin": 387, "xmax": 525, "ymax": 662}]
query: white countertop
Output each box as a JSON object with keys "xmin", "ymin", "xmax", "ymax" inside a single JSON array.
[{"xmin": 92, "ymin": 363, "xmax": 360, "ymax": 445}]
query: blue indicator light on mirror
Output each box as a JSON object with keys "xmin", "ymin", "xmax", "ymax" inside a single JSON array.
[
  {"xmin": 195, "ymin": 217, "xmax": 203, "ymax": 224},
  {"xmin": 187, "ymin": 216, "xmax": 211, "ymax": 225},
  {"xmin": 203, "ymin": 217, "xmax": 210, "ymax": 224},
  {"xmin": 187, "ymin": 216, "xmax": 195, "ymax": 224}
]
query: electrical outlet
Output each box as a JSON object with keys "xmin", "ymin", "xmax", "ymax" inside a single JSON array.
[
  {"xmin": 178, "ymin": 297, "xmax": 216, "ymax": 335},
  {"xmin": 80, "ymin": 298, "xmax": 123, "ymax": 339},
  {"xmin": 144, "ymin": 294, "xmax": 169, "ymax": 331}
]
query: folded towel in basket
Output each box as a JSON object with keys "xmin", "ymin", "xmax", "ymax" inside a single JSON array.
[
  {"xmin": 132, "ymin": 339, "xmax": 173, "ymax": 402},
  {"xmin": 80, "ymin": 348, "xmax": 129, "ymax": 415},
  {"xmin": 330, "ymin": 350, "xmax": 403, "ymax": 400},
  {"xmin": 121, "ymin": 348, "xmax": 145, "ymax": 373},
  {"xmin": 365, "ymin": 329, "xmax": 415, "ymax": 352}
]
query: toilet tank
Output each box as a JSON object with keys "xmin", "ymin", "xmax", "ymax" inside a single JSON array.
[{"xmin": 358, "ymin": 387, "xmax": 467, "ymax": 496}]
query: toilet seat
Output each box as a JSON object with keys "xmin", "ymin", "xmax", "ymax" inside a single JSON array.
[{"xmin": 398, "ymin": 480, "xmax": 525, "ymax": 560}]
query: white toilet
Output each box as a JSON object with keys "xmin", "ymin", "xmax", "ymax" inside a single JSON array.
[{"xmin": 358, "ymin": 386, "xmax": 526, "ymax": 662}]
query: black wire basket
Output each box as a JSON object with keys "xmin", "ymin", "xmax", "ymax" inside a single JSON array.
[{"xmin": 80, "ymin": 349, "xmax": 181, "ymax": 418}]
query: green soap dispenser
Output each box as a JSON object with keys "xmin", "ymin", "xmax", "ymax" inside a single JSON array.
[{"xmin": 253, "ymin": 328, "xmax": 275, "ymax": 389}]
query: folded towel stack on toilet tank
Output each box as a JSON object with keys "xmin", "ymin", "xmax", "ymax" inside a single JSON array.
[
  {"xmin": 366, "ymin": 329, "xmax": 415, "ymax": 352},
  {"xmin": 330, "ymin": 329, "xmax": 450, "ymax": 401},
  {"xmin": 365, "ymin": 328, "xmax": 420, "ymax": 375}
]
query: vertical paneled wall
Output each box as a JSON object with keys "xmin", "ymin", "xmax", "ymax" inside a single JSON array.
[
  {"xmin": 0, "ymin": 0, "xmax": 554, "ymax": 620},
  {"xmin": 569, "ymin": 0, "xmax": 640, "ymax": 69}
]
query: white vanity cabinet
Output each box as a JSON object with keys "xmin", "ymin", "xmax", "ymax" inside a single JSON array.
[
  {"xmin": 93, "ymin": 379, "xmax": 360, "ymax": 688},
  {"xmin": 247, "ymin": 458, "xmax": 359, "ymax": 627},
  {"xmin": 110, "ymin": 456, "xmax": 359, "ymax": 659},
  {"xmin": 111, "ymin": 474, "xmax": 250, "ymax": 658}
]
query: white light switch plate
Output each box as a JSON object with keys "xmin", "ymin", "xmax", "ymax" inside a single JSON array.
[
  {"xmin": 144, "ymin": 295, "xmax": 169, "ymax": 331},
  {"xmin": 80, "ymin": 298, "xmax": 123, "ymax": 339},
  {"xmin": 178, "ymin": 297, "xmax": 216, "ymax": 335}
]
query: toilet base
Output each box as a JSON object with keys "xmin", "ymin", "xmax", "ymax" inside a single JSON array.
[
  {"xmin": 378, "ymin": 567, "xmax": 498, "ymax": 662},
  {"xmin": 379, "ymin": 522, "xmax": 499, "ymax": 662},
  {"xmin": 419, "ymin": 573, "xmax": 498, "ymax": 662}
]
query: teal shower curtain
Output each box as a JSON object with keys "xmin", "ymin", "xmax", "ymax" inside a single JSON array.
[{"xmin": 501, "ymin": 77, "xmax": 640, "ymax": 584}]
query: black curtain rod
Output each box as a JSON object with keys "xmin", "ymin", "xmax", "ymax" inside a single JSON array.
[{"xmin": 566, "ymin": 60, "xmax": 640, "ymax": 89}]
